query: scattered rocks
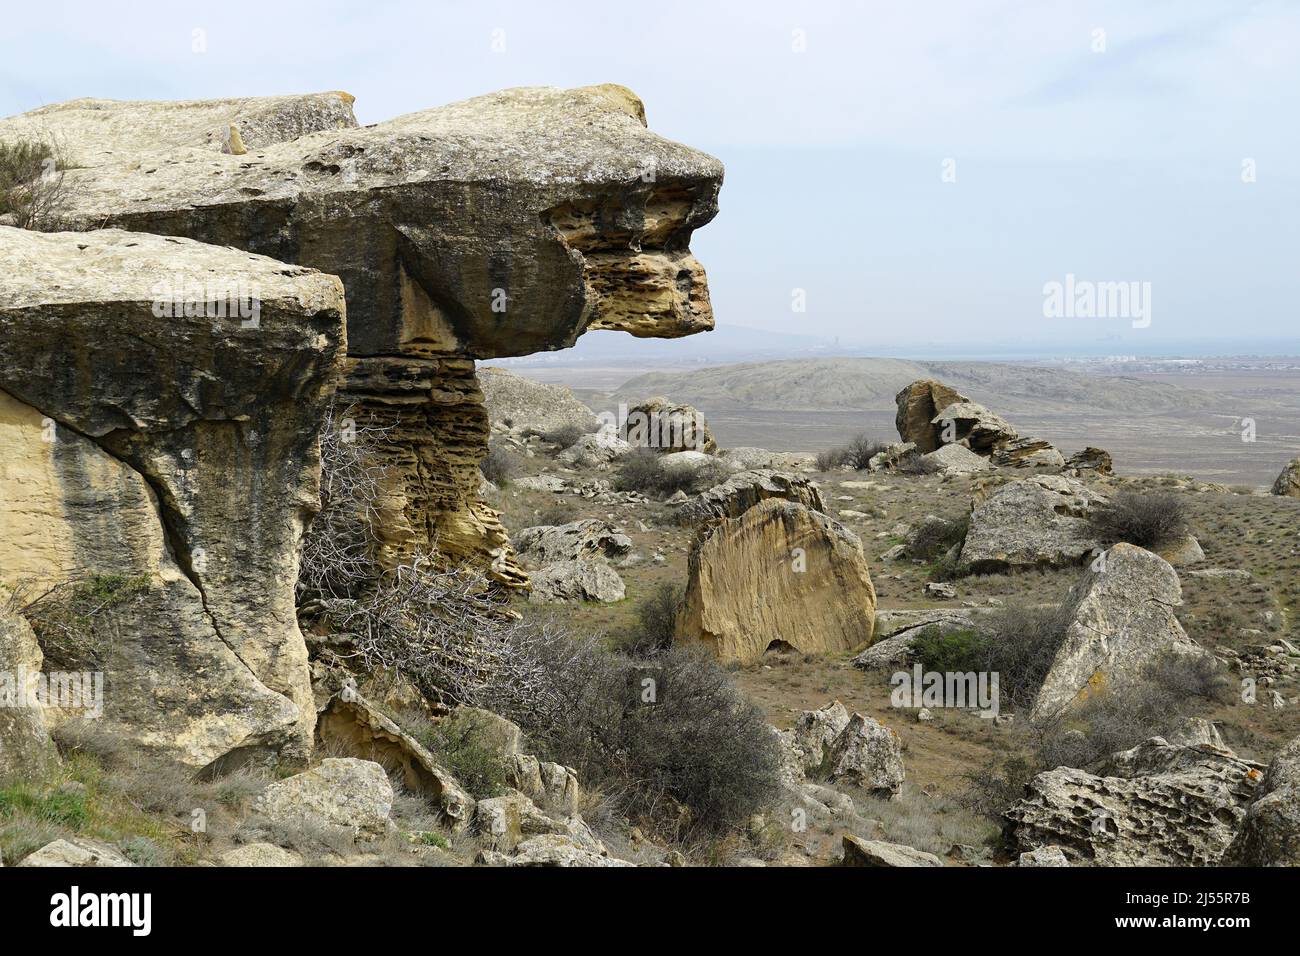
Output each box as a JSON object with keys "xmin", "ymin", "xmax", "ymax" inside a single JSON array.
[{"xmin": 924, "ymin": 582, "xmax": 957, "ymax": 600}]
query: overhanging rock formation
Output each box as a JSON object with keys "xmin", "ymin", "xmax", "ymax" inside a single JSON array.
[
  {"xmin": 0, "ymin": 227, "xmax": 345, "ymax": 769},
  {"xmin": 2, "ymin": 84, "xmax": 722, "ymax": 583}
]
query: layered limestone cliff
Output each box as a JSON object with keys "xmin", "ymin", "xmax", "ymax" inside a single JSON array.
[
  {"xmin": 0, "ymin": 227, "xmax": 345, "ymax": 769},
  {"xmin": 1, "ymin": 84, "xmax": 722, "ymax": 583}
]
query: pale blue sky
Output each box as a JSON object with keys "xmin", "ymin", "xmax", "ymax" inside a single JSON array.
[{"xmin": 3, "ymin": 0, "xmax": 1297, "ymax": 351}]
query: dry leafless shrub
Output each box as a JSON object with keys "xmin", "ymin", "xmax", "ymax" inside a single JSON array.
[
  {"xmin": 1088, "ymin": 490, "xmax": 1191, "ymax": 551},
  {"xmin": 0, "ymin": 137, "xmax": 69, "ymax": 230},
  {"xmin": 297, "ymin": 404, "xmax": 393, "ymax": 603}
]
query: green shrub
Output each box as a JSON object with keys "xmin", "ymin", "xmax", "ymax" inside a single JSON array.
[
  {"xmin": 415, "ymin": 711, "xmax": 510, "ymax": 799},
  {"xmin": 912, "ymin": 627, "xmax": 985, "ymax": 673}
]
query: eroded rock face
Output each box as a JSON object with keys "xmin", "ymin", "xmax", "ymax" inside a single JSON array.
[
  {"xmin": 1065, "ymin": 447, "xmax": 1114, "ymax": 476},
  {"xmin": 960, "ymin": 475, "xmax": 1104, "ymax": 572},
  {"xmin": 676, "ymin": 500, "xmax": 876, "ymax": 663},
  {"xmin": 3, "ymin": 85, "xmax": 721, "ymax": 582},
  {"xmin": 1224, "ymin": 734, "xmax": 1300, "ymax": 866},
  {"xmin": 1031, "ymin": 544, "xmax": 1213, "ymax": 722},
  {"xmin": 895, "ymin": 378, "xmax": 1060, "ymax": 467},
  {"xmin": 1006, "ymin": 737, "xmax": 1263, "ymax": 866},
  {"xmin": 0, "ymin": 227, "xmax": 345, "ymax": 768}
]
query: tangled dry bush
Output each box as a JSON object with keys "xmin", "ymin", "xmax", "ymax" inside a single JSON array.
[
  {"xmin": 815, "ymin": 433, "xmax": 890, "ymax": 471},
  {"xmin": 0, "ymin": 137, "xmax": 68, "ymax": 230},
  {"xmin": 299, "ymin": 403, "xmax": 782, "ymax": 836},
  {"xmin": 1088, "ymin": 490, "xmax": 1191, "ymax": 551}
]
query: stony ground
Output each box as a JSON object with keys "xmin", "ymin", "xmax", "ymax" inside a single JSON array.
[{"xmin": 487, "ymin": 438, "xmax": 1300, "ymax": 861}]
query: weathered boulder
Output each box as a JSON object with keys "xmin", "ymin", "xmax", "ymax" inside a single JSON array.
[
  {"xmin": 3, "ymin": 85, "xmax": 721, "ymax": 584},
  {"xmin": 960, "ymin": 475, "xmax": 1104, "ymax": 572},
  {"xmin": 921, "ymin": 443, "xmax": 990, "ymax": 475},
  {"xmin": 474, "ymin": 790, "xmax": 601, "ymax": 855},
  {"xmin": 929, "ymin": 401, "xmax": 1018, "ymax": 455},
  {"xmin": 624, "ymin": 397, "xmax": 715, "ymax": 453},
  {"xmin": 513, "ymin": 520, "xmax": 633, "ymax": 566},
  {"xmin": 894, "ymin": 380, "xmax": 970, "ymax": 453},
  {"xmin": 527, "ymin": 560, "xmax": 625, "ymax": 604},
  {"xmin": 1006, "ymin": 737, "xmax": 1263, "ymax": 866},
  {"xmin": 556, "ymin": 426, "xmax": 632, "ymax": 469},
  {"xmin": 0, "ymin": 227, "xmax": 345, "ymax": 768},
  {"xmin": 825, "ymin": 713, "xmax": 905, "ymax": 796},
  {"xmin": 478, "ymin": 366, "xmax": 599, "ymax": 435},
  {"xmin": 1271, "ymin": 457, "xmax": 1300, "ymax": 497},
  {"xmin": 0, "ymin": 604, "xmax": 58, "ymax": 778},
  {"xmin": 1223, "ymin": 734, "xmax": 1300, "ymax": 866},
  {"xmin": 1031, "ymin": 544, "xmax": 1213, "ymax": 721},
  {"xmin": 510, "ymin": 754, "xmax": 582, "ymax": 817},
  {"xmin": 255, "ymin": 758, "xmax": 396, "ymax": 842},
  {"xmin": 674, "ymin": 469, "xmax": 824, "ymax": 525},
  {"xmin": 1064, "ymin": 447, "xmax": 1114, "ymax": 475},
  {"xmin": 840, "ymin": 835, "xmax": 942, "ymax": 867},
  {"xmin": 513, "ymin": 519, "xmax": 629, "ymax": 604},
  {"xmin": 781, "ymin": 701, "xmax": 852, "ymax": 777},
  {"xmin": 675, "ymin": 500, "xmax": 876, "ymax": 663},
  {"xmin": 17, "ymin": 838, "xmax": 135, "ymax": 868}
]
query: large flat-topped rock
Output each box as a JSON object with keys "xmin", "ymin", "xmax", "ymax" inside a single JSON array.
[
  {"xmin": 0, "ymin": 226, "xmax": 346, "ymax": 768},
  {"xmin": 3, "ymin": 84, "xmax": 722, "ymax": 584},
  {"xmin": 0, "ymin": 92, "xmax": 357, "ymax": 168},
  {"xmin": 36, "ymin": 84, "xmax": 721, "ymax": 358}
]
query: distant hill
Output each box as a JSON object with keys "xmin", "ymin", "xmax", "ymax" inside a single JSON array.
[{"xmin": 610, "ymin": 357, "xmax": 1215, "ymax": 415}]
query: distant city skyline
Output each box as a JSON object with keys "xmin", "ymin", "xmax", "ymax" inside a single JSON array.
[{"xmin": 2, "ymin": 0, "xmax": 1296, "ymax": 349}]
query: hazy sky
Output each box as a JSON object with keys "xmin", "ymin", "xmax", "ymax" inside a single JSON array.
[{"xmin": 3, "ymin": 1, "xmax": 1297, "ymax": 351}]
